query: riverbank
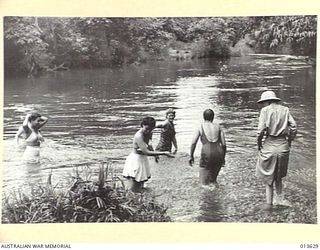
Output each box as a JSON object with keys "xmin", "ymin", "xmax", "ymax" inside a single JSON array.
[
  {"xmin": 1, "ymin": 164, "xmax": 171, "ymax": 223},
  {"xmin": 146, "ymin": 151, "xmax": 317, "ymax": 223}
]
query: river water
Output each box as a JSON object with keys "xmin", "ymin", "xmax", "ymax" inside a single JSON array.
[{"xmin": 2, "ymin": 55, "xmax": 316, "ymax": 223}]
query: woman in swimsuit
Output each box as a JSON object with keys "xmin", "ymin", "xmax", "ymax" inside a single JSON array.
[
  {"xmin": 189, "ymin": 109, "xmax": 226, "ymax": 187},
  {"xmin": 15, "ymin": 112, "xmax": 48, "ymax": 164},
  {"xmin": 122, "ymin": 116, "xmax": 174, "ymax": 192}
]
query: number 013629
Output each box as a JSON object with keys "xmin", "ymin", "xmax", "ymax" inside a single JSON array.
[{"xmin": 300, "ymin": 244, "xmax": 319, "ymax": 248}]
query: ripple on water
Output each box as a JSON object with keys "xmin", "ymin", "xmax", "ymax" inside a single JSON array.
[{"xmin": 3, "ymin": 55, "xmax": 316, "ymax": 223}]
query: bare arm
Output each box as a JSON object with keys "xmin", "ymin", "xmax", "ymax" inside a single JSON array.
[
  {"xmin": 155, "ymin": 120, "xmax": 169, "ymax": 129},
  {"xmin": 189, "ymin": 129, "xmax": 200, "ymax": 165},
  {"xmin": 22, "ymin": 114, "xmax": 31, "ymax": 129},
  {"xmin": 15, "ymin": 126, "xmax": 25, "ymax": 146},
  {"xmin": 146, "ymin": 141, "xmax": 159, "ymax": 162},
  {"xmin": 135, "ymin": 134, "xmax": 173, "ymax": 157},
  {"xmin": 172, "ymin": 135, "xmax": 178, "ymax": 154},
  {"xmin": 257, "ymin": 128, "xmax": 267, "ymax": 151},
  {"xmin": 220, "ymin": 129, "xmax": 227, "ymax": 156},
  {"xmin": 38, "ymin": 116, "xmax": 48, "ymax": 129},
  {"xmin": 155, "ymin": 123, "xmax": 164, "ymax": 129}
]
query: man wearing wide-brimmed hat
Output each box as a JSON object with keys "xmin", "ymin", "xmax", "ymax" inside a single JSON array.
[{"xmin": 256, "ymin": 90, "xmax": 297, "ymax": 210}]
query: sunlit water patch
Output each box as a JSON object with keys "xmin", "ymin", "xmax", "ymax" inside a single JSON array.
[{"xmin": 3, "ymin": 55, "xmax": 316, "ymax": 223}]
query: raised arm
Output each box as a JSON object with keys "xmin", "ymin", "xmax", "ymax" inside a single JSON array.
[
  {"xmin": 155, "ymin": 120, "xmax": 169, "ymax": 129},
  {"xmin": 38, "ymin": 116, "xmax": 48, "ymax": 129},
  {"xmin": 22, "ymin": 114, "xmax": 31, "ymax": 128}
]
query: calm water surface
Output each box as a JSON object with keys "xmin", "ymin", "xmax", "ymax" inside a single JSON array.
[{"xmin": 3, "ymin": 55, "xmax": 316, "ymax": 222}]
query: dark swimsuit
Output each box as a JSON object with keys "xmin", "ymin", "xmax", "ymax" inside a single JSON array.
[
  {"xmin": 156, "ymin": 121, "xmax": 176, "ymax": 152},
  {"xmin": 199, "ymin": 125, "xmax": 224, "ymax": 184}
]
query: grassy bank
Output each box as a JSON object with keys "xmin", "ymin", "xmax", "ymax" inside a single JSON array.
[{"xmin": 2, "ymin": 163, "xmax": 170, "ymax": 223}]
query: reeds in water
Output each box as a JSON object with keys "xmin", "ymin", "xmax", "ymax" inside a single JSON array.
[{"xmin": 2, "ymin": 162, "xmax": 170, "ymax": 223}]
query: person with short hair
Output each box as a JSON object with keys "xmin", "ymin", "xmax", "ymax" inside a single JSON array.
[
  {"xmin": 256, "ymin": 90, "xmax": 297, "ymax": 210},
  {"xmin": 156, "ymin": 108, "xmax": 178, "ymax": 154},
  {"xmin": 15, "ymin": 112, "xmax": 48, "ymax": 164},
  {"xmin": 123, "ymin": 116, "xmax": 174, "ymax": 192},
  {"xmin": 189, "ymin": 109, "xmax": 226, "ymax": 187}
]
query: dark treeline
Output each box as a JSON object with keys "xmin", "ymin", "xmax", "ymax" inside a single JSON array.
[{"xmin": 4, "ymin": 16, "xmax": 317, "ymax": 76}]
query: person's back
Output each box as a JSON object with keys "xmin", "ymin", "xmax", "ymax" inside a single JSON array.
[
  {"xmin": 259, "ymin": 102, "xmax": 294, "ymax": 137},
  {"xmin": 200, "ymin": 121, "xmax": 221, "ymax": 144},
  {"xmin": 189, "ymin": 109, "xmax": 226, "ymax": 186},
  {"xmin": 256, "ymin": 90, "xmax": 297, "ymax": 209}
]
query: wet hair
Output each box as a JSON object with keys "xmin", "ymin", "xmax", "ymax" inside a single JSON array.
[
  {"xmin": 140, "ymin": 116, "xmax": 156, "ymax": 128},
  {"xmin": 29, "ymin": 112, "xmax": 42, "ymax": 121},
  {"xmin": 22, "ymin": 112, "xmax": 41, "ymax": 134},
  {"xmin": 203, "ymin": 109, "xmax": 214, "ymax": 121}
]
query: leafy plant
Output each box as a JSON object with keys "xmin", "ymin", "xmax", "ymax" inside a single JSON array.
[{"xmin": 2, "ymin": 162, "xmax": 171, "ymax": 223}]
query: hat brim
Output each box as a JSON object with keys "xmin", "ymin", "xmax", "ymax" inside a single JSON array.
[{"xmin": 257, "ymin": 97, "xmax": 281, "ymax": 103}]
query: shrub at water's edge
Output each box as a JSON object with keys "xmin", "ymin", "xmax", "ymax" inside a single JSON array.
[
  {"xmin": 2, "ymin": 163, "xmax": 171, "ymax": 223},
  {"xmin": 4, "ymin": 16, "xmax": 316, "ymax": 76}
]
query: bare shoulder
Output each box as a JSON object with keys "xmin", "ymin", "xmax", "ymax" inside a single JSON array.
[
  {"xmin": 134, "ymin": 130, "xmax": 143, "ymax": 140},
  {"xmin": 212, "ymin": 121, "xmax": 221, "ymax": 128},
  {"xmin": 136, "ymin": 130, "xmax": 149, "ymax": 145}
]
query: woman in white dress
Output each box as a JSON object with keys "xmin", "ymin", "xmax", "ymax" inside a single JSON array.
[
  {"xmin": 15, "ymin": 112, "xmax": 48, "ymax": 164},
  {"xmin": 123, "ymin": 116, "xmax": 174, "ymax": 192}
]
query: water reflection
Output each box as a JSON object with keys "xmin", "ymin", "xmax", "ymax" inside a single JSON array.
[{"xmin": 3, "ymin": 55, "xmax": 316, "ymax": 222}]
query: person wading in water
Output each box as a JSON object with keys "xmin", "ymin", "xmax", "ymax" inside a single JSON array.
[
  {"xmin": 122, "ymin": 116, "xmax": 174, "ymax": 192},
  {"xmin": 189, "ymin": 109, "xmax": 226, "ymax": 188},
  {"xmin": 156, "ymin": 108, "xmax": 178, "ymax": 154},
  {"xmin": 256, "ymin": 90, "xmax": 297, "ymax": 210},
  {"xmin": 15, "ymin": 112, "xmax": 48, "ymax": 164}
]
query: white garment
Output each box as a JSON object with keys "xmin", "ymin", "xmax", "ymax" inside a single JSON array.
[
  {"xmin": 122, "ymin": 152, "xmax": 151, "ymax": 182},
  {"xmin": 23, "ymin": 146, "xmax": 40, "ymax": 164}
]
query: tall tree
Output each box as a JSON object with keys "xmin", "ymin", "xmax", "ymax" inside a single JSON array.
[{"xmin": 247, "ymin": 16, "xmax": 317, "ymax": 56}]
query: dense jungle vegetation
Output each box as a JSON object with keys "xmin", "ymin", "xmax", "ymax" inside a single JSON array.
[{"xmin": 4, "ymin": 16, "xmax": 317, "ymax": 76}]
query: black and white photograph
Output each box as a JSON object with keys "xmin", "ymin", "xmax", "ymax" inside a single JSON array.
[{"xmin": 2, "ymin": 14, "xmax": 317, "ymax": 226}]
